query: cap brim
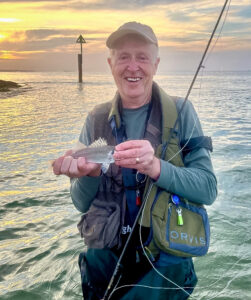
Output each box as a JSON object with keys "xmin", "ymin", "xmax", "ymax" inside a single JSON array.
[{"xmin": 106, "ymin": 29, "xmax": 157, "ymax": 48}]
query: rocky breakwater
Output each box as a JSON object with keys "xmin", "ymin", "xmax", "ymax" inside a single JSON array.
[{"xmin": 0, "ymin": 80, "xmax": 21, "ymax": 92}]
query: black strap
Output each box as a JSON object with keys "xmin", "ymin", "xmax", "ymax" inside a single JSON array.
[{"xmin": 180, "ymin": 136, "xmax": 213, "ymax": 156}]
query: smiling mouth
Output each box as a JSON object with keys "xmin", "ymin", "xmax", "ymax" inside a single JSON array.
[{"xmin": 126, "ymin": 77, "xmax": 142, "ymax": 82}]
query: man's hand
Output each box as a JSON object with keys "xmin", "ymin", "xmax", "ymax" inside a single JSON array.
[
  {"xmin": 52, "ymin": 150, "xmax": 101, "ymax": 178},
  {"xmin": 113, "ymin": 140, "xmax": 160, "ymax": 180}
]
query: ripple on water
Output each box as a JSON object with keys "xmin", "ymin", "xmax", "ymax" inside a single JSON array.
[{"xmin": 1, "ymin": 71, "xmax": 250, "ymax": 299}]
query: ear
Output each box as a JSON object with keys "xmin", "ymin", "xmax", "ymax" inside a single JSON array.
[
  {"xmin": 154, "ymin": 57, "xmax": 160, "ymax": 75},
  {"xmin": 107, "ymin": 57, "xmax": 112, "ymax": 70}
]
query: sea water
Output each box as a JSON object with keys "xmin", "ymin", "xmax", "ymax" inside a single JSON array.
[{"xmin": 0, "ymin": 71, "xmax": 250, "ymax": 300}]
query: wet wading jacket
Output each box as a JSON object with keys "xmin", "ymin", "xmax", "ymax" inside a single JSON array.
[{"xmin": 72, "ymin": 82, "xmax": 217, "ymax": 252}]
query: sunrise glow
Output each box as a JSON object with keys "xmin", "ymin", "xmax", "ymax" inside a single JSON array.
[
  {"xmin": 0, "ymin": 0, "xmax": 250, "ymax": 72},
  {"xmin": 0, "ymin": 18, "xmax": 20, "ymax": 23}
]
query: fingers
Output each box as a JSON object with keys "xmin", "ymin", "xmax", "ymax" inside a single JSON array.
[
  {"xmin": 52, "ymin": 149, "xmax": 74, "ymax": 175},
  {"xmin": 64, "ymin": 149, "xmax": 74, "ymax": 156},
  {"xmin": 77, "ymin": 158, "xmax": 101, "ymax": 177},
  {"xmin": 60, "ymin": 156, "xmax": 73, "ymax": 174},
  {"xmin": 115, "ymin": 140, "xmax": 142, "ymax": 151},
  {"xmin": 114, "ymin": 140, "xmax": 152, "ymax": 161},
  {"xmin": 113, "ymin": 148, "xmax": 142, "ymax": 161},
  {"xmin": 68, "ymin": 157, "xmax": 79, "ymax": 177},
  {"xmin": 52, "ymin": 154, "xmax": 101, "ymax": 178},
  {"xmin": 53, "ymin": 156, "xmax": 65, "ymax": 175},
  {"xmin": 114, "ymin": 140, "xmax": 156, "ymax": 175},
  {"xmin": 113, "ymin": 139, "xmax": 160, "ymax": 179}
]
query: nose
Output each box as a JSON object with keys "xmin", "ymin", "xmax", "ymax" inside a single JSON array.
[{"xmin": 127, "ymin": 58, "xmax": 139, "ymax": 72}]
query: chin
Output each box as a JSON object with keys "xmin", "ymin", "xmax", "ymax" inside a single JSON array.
[{"xmin": 124, "ymin": 88, "xmax": 145, "ymax": 98}]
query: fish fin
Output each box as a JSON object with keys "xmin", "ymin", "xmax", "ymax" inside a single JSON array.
[
  {"xmin": 101, "ymin": 163, "xmax": 110, "ymax": 174},
  {"xmin": 88, "ymin": 138, "xmax": 108, "ymax": 148},
  {"xmin": 72, "ymin": 137, "xmax": 108, "ymax": 153},
  {"xmin": 73, "ymin": 141, "xmax": 86, "ymax": 152}
]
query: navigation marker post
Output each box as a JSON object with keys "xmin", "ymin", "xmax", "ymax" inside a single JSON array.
[{"xmin": 76, "ymin": 34, "xmax": 86, "ymax": 83}]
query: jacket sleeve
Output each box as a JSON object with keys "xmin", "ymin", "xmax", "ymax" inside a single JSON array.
[
  {"xmin": 70, "ymin": 114, "xmax": 101, "ymax": 213},
  {"xmin": 155, "ymin": 98, "xmax": 217, "ymax": 205}
]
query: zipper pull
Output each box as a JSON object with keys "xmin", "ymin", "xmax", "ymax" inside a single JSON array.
[
  {"xmin": 136, "ymin": 188, "xmax": 141, "ymax": 206},
  {"xmin": 171, "ymin": 194, "xmax": 180, "ymax": 206},
  {"xmin": 171, "ymin": 194, "xmax": 183, "ymax": 226},
  {"xmin": 176, "ymin": 207, "xmax": 184, "ymax": 226}
]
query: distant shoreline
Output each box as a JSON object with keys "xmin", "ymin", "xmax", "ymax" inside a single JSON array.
[{"xmin": 0, "ymin": 80, "xmax": 21, "ymax": 92}]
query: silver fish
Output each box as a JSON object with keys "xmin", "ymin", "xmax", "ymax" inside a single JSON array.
[{"xmin": 71, "ymin": 138, "xmax": 115, "ymax": 164}]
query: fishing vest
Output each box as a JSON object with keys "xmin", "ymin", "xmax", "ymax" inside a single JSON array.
[{"xmin": 83, "ymin": 82, "xmax": 211, "ymax": 255}]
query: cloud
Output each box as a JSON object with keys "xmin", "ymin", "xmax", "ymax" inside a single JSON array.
[
  {"xmin": 25, "ymin": 29, "xmax": 64, "ymax": 40},
  {"xmin": 0, "ymin": 0, "xmax": 197, "ymax": 5},
  {"xmin": 166, "ymin": 12, "xmax": 191, "ymax": 23},
  {"xmin": 0, "ymin": 28, "xmax": 107, "ymax": 55},
  {"xmin": 24, "ymin": 29, "xmax": 107, "ymax": 40},
  {"xmin": 235, "ymin": 6, "xmax": 251, "ymax": 19},
  {"xmin": 32, "ymin": 0, "xmax": 204, "ymax": 11},
  {"xmin": 1, "ymin": 0, "xmax": 250, "ymax": 72},
  {"xmin": 0, "ymin": 36, "xmax": 75, "ymax": 52},
  {"xmin": 0, "ymin": 0, "xmax": 69, "ymax": 2},
  {"xmin": 222, "ymin": 21, "xmax": 251, "ymax": 33}
]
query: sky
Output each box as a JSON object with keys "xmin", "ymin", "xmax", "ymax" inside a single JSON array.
[{"xmin": 0, "ymin": 0, "xmax": 250, "ymax": 73}]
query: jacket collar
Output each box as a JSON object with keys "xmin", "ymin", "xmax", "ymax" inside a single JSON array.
[
  {"xmin": 108, "ymin": 82, "xmax": 160, "ymax": 129},
  {"xmin": 108, "ymin": 82, "xmax": 162, "ymax": 147},
  {"xmin": 108, "ymin": 91, "xmax": 122, "ymax": 129}
]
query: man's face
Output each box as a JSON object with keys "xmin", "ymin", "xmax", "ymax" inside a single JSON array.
[{"xmin": 107, "ymin": 36, "xmax": 159, "ymax": 107}]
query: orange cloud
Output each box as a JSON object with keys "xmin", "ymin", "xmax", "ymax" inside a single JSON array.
[
  {"xmin": 0, "ymin": 51, "xmax": 18, "ymax": 59},
  {"xmin": 0, "ymin": 0, "xmax": 250, "ymax": 71}
]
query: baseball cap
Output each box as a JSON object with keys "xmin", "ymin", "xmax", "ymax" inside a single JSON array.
[{"xmin": 106, "ymin": 21, "xmax": 158, "ymax": 49}]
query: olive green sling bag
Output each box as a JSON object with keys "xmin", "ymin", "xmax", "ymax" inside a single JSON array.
[{"xmin": 140, "ymin": 89, "xmax": 210, "ymax": 258}]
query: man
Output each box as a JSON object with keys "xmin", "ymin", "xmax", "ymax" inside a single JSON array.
[{"xmin": 53, "ymin": 22, "xmax": 217, "ymax": 299}]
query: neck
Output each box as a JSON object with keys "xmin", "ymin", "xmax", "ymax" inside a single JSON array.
[
  {"xmin": 122, "ymin": 94, "xmax": 152, "ymax": 109},
  {"xmin": 121, "ymin": 84, "xmax": 153, "ymax": 109}
]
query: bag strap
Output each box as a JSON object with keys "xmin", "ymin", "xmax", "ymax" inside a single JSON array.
[{"xmin": 157, "ymin": 86, "xmax": 179, "ymax": 144}]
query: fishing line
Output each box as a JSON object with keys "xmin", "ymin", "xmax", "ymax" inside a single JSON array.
[
  {"xmin": 197, "ymin": 252, "xmax": 248, "ymax": 299},
  {"xmin": 166, "ymin": 0, "xmax": 232, "ymax": 161},
  {"xmin": 106, "ymin": 1, "xmax": 231, "ymax": 299},
  {"xmin": 205, "ymin": 255, "xmax": 246, "ymax": 300},
  {"xmin": 163, "ymin": 0, "xmax": 231, "ymax": 162},
  {"xmin": 109, "ymin": 72, "xmax": 206, "ymax": 299},
  {"xmin": 104, "ymin": 0, "xmax": 231, "ymax": 299},
  {"xmin": 107, "ymin": 80, "xmax": 204, "ymax": 298},
  {"xmin": 109, "ymin": 241, "xmax": 248, "ymax": 299},
  {"xmin": 135, "ymin": 2, "xmax": 234, "ymax": 295},
  {"xmin": 108, "ymin": 283, "xmax": 193, "ymax": 300},
  {"xmin": 204, "ymin": 0, "xmax": 232, "ymax": 67}
]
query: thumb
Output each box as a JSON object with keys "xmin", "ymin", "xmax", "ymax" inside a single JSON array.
[{"xmin": 64, "ymin": 149, "xmax": 74, "ymax": 156}]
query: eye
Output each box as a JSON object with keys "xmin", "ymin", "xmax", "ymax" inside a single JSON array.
[
  {"xmin": 118, "ymin": 54, "xmax": 129, "ymax": 61},
  {"xmin": 138, "ymin": 55, "xmax": 148, "ymax": 62}
]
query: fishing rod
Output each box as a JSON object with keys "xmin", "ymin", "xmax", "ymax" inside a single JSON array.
[
  {"xmin": 101, "ymin": 181, "xmax": 154, "ymax": 300},
  {"xmin": 162, "ymin": 0, "xmax": 229, "ymax": 156},
  {"xmin": 102, "ymin": 1, "xmax": 230, "ymax": 299}
]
